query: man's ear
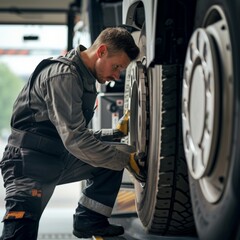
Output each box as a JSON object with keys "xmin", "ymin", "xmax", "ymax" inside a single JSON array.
[{"xmin": 97, "ymin": 45, "xmax": 107, "ymax": 58}]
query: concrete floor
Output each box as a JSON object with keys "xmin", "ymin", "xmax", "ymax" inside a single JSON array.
[{"xmin": 0, "ymin": 167, "xmax": 198, "ymax": 240}]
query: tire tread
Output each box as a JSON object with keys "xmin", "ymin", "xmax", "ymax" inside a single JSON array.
[{"xmin": 148, "ymin": 65, "xmax": 196, "ymax": 236}]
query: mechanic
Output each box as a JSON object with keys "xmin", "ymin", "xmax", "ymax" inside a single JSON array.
[{"xmin": 0, "ymin": 27, "xmax": 145, "ymax": 240}]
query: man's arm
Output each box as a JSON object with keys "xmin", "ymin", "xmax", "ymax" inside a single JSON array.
[{"xmin": 42, "ymin": 73, "xmax": 131, "ymax": 171}]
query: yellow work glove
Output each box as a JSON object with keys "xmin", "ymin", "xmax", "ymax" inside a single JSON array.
[
  {"xmin": 126, "ymin": 152, "xmax": 147, "ymax": 182},
  {"xmin": 113, "ymin": 110, "xmax": 130, "ymax": 139}
]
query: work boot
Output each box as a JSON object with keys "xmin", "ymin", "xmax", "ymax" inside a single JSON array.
[{"xmin": 73, "ymin": 204, "xmax": 124, "ymax": 238}]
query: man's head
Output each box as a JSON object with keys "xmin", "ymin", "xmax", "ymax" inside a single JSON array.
[{"xmin": 88, "ymin": 27, "xmax": 139, "ymax": 83}]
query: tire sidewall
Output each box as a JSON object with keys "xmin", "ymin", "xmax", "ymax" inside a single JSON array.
[
  {"xmin": 133, "ymin": 26, "xmax": 160, "ymax": 228},
  {"xmin": 190, "ymin": 0, "xmax": 240, "ymax": 239}
]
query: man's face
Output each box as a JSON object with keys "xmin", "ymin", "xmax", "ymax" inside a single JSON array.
[{"xmin": 94, "ymin": 46, "xmax": 131, "ymax": 84}]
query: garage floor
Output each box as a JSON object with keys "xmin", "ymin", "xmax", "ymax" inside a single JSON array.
[
  {"xmin": 0, "ymin": 182, "xmax": 199, "ymax": 240},
  {"xmin": 0, "ymin": 207, "xmax": 199, "ymax": 240},
  {"xmin": 37, "ymin": 209, "xmax": 199, "ymax": 240},
  {"xmin": 35, "ymin": 208, "xmax": 199, "ymax": 240}
]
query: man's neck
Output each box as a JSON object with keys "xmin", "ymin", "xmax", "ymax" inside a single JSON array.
[{"xmin": 80, "ymin": 49, "xmax": 96, "ymax": 73}]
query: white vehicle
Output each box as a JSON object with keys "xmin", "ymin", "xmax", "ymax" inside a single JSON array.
[{"xmin": 122, "ymin": 0, "xmax": 240, "ymax": 239}]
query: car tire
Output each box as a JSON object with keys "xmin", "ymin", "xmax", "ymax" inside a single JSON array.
[
  {"xmin": 182, "ymin": 1, "xmax": 240, "ymax": 239},
  {"xmin": 124, "ymin": 25, "xmax": 196, "ymax": 236}
]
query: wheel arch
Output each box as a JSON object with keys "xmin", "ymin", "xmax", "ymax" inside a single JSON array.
[{"xmin": 122, "ymin": 0, "xmax": 197, "ymax": 66}]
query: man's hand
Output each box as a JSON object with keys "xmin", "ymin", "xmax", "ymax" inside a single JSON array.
[
  {"xmin": 126, "ymin": 152, "xmax": 147, "ymax": 182},
  {"xmin": 113, "ymin": 110, "xmax": 130, "ymax": 139}
]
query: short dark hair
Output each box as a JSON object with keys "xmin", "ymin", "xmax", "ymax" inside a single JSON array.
[{"xmin": 92, "ymin": 27, "xmax": 139, "ymax": 61}]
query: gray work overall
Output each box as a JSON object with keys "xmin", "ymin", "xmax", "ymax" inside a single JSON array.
[{"xmin": 0, "ymin": 55, "xmax": 124, "ymax": 240}]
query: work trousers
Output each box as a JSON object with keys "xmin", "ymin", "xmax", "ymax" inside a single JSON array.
[{"xmin": 0, "ymin": 145, "xmax": 123, "ymax": 240}]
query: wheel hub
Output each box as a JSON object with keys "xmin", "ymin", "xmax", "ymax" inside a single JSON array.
[
  {"xmin": 125, "ymin": 61, "xmax": 148, "ymax": 154},
  {"xmin": 182, "ymin": 28, "xmax": 218, "ymax": 180},
  {"xmin": 182, "ymin": 6, "xmax": 233, "ymax": 203}
]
